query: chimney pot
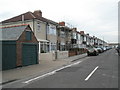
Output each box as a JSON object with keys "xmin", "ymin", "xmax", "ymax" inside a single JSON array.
[
  {"xmin": 73, "ymin": 28, "xmax": 77, "ymax": 31},
  {"xmin": 80, "ymin": 31, "xmax": 84, "ymax": 35}
]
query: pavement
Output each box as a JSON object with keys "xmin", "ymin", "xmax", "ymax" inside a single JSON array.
[{"xmin": 1, "ymin": 53, "xmax": 87, "ymax": 85}]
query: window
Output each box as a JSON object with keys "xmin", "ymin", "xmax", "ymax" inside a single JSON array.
[
  {"xmin": 26, "ymin": 31, "xmax": 31, "ymax": 40},
  {"xmin": 37, "ymin": 23, "xmax": 41, "ymax": 31},
  {"xmin": 60, "ymin": 42, "xmax": 66, "ymax": 51},
  {"xmin": 47, "ymin": 25, "xmax": 49, "ymax": 34},
  {"xmin": 60, "ymin": 31, "xmax": 65, "ymax": 38},
  {"xmin": 84, "ymin": 36, "xmax": 87, "ymax": 41},
  {"xmin": 73, "ymin": 32, "xmax": 77, "ymax": 39},
  {"xmin": 40, "ymin": 42, "xmax": 49, "ymax": 53},
  {"xmin": 48, "ymin": 24, "xmax": 56, "ymax": 35},
  {"xmin": 51, "ymin": 43, "xmax": 56, "ymax": 51},
  {"xmin": 61, "ymin": 45, "xmax": 65, "ymax": 51}
]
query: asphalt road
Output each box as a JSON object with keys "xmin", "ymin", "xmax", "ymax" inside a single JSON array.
[
  {"xmin": 22, "ymin": 49, "xmax": 118, "ymax": 88},
  {"xmin": 2, "ymin": 49, "xmax": 118, "ymax": 89}
]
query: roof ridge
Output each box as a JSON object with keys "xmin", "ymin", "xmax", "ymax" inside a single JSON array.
[
  {"xmin": 1, "ymin": 10, "xmax": 58, "ymax": 25},
  {"xmin": 1, "ymin": 11, "xmax": 30, "ymax": 22},
  {"xmin": 42, "ymin": 16, "xmax": 58, "ymax": 24},
  {"xmin": 1, "ymin": 11, "xmax": 35, "ymax": 23}
]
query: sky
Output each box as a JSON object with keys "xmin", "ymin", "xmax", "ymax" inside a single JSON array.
[{"xmin": 0, "ymin": 0, "xmax": 119, "ymax": 43}]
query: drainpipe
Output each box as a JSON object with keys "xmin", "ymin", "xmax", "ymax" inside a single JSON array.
[
  {"xmin": 46, "ymin": 23, "xmax": 50, "ymax": 52},
  {"xmin": 46, "ymin": 22, "xmax": 48, "ymax": 40},
  {"xmin": 55, "ymin": 25, "xmax": 58, "ymax": 60}
]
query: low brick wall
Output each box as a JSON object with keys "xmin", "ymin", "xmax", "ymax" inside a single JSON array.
[
  {"xmin": 69, "ymin": 48, "xmax": 87, "ymax": 57},
  {"xmin": 69, "ymin": 51, "xmax": 77, "ymax": 57}
]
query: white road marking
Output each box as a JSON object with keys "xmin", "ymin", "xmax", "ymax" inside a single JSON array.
[
  {"xmin": 22, "ymin": 61, "xmax": 82, "ymax": 84},
  {"xmin": 85, "ymin": 66, "xmax": 99, "ymax": 81},
  {"xmin": 23, "ymin": 71, "xmax": 56, "ymax": 84}
]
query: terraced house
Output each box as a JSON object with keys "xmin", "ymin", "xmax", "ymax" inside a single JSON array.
[
  {"xmin": 1, "ymin": 10, "xmax": 107, "ymax": 61},
  {"xmin": 1, "ymin": 10, "xmax": 58, "ymax": 61},
  {"xmin": 79, "ymin": 31, "xmax": 87, "ymax": 48},
  {"xmin": 57, "ymin": 22, "xmax": 72, "ymax": 51}
]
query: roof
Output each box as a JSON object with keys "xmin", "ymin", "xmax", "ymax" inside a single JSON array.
[
  {"xmin": 2, "ymin": 11, "xmax": 58, "ymax": 25},
  {"xmin": 2, "ymin": 12, "xmax": 36, "ymax": 23},
  {"xmin": 0, "ymin": 25, "xmax": 28, "ymax": 41},
  {"xmin": 37, "ymin": 39, "xmax": 49, "ymax": 42},
  {"xmin": 57, "ymin": 25, "xmax": 72, "ymax": 31}
]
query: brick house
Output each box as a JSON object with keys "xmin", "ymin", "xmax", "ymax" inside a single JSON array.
[
  {"xmin": 1, "ymin": 25, "xmax": 38, "ymax": 70},
  {"xmin": 1, "ymin": 10, "xmax": 58, "ymax": 60}
]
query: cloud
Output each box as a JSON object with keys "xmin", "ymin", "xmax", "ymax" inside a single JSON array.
[{"xmin": 0, "ymin": 0, "xmax": 118, "ymax": 43}]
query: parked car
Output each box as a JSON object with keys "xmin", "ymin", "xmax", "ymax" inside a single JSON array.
[
  {"xmin": 103, "ymin": 47, "xmax": 107, "ymax": 51},
  {"xmin": 106, "ymin": 46, "xmax": 109, "ymax": 50},
  {"xmin": 116, "ymin": 46, "xmax": 120, "ymax": 56},
  {"xmin": 96, "ymin": 47, "xmax": 103, "ymax": 53},
  {"xmin": 87, "ymin": 47, "xmax": 99, "ymax": 56},
  {"xmin": 99, "ymin": 47, "xmax": 104, "ymax": 52}
]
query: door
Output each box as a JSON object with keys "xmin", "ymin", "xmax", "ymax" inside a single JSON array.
[
  {"xmin": 22, "ymin": 44, "xmax": 38, "ymax": 66},
  {"xmin": 2, "ymin": 42, "xmax": 16, "ymax": 70}
]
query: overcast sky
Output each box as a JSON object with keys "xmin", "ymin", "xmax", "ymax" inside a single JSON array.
[{"xmin": 0, "ymin": 0, "xmax": 119, "ymax": 43}]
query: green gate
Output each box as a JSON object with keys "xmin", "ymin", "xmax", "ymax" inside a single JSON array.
[
  {"xmin": 22, "ymin": 44, "xmax": 38, "ymax": 66},
  {"xmin": 2, "ymin": 41, "xmax": 16, "ymax": 70}
]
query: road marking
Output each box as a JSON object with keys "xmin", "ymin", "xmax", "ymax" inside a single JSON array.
[
  {"xmin": 23, "ymin": 71, "xmax": 56, "ymax": 84},
  {"xmin": 22, "ymin": 61, "xmax": 82, "ymax": 84},
  {"xmin": 85, "ymin": 66, "xmax": 99, "ymax": 81}
]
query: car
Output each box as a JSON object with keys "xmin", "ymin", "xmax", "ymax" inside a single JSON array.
[
  {"xmin": 106, "ymin": 46, "xmax": 112, "ymax": 50},
  {"xmin": 99, "ymin": 47, "xmax": 104, "ymax": 52},
  {"xmin": 116, "ymin": 46, "xmax": 120, "ymax": 56},
  {"xmin": 87, "ymin": 47, "xmax": 99, "ymax": 56},
  {"xmin": 103, "ymin": 47, "xmax": 107, "ymax": 51},
  {"xmin": 106, "ymin": 46, "xmax": 109, "ymax": 50},
  {"xmin": 96, "ymin": 47, "xmax": 103, "ymax": 53}
]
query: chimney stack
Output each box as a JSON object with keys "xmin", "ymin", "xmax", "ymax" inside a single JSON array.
[
  {"xmin": 34, "ymin": 10, "xmax": 42, "ymax": 17},
  {"xmin": 86, "ymin": 33, "xmax": 89, "ymax": 36},
  {"xmin": 73, "ymin": 28, "xmax": 77, "ymax": 31},
  {"xmin": 59, "ymin": 22, "xmax": 65, "ymax": 26},
  {"xmin": 80, "ymin": 31, "xmax": 84, "ymax": 35}
]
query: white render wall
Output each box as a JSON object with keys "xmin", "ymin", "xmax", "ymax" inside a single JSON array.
[
  {"xmin": 39, "ymin": 52, "xmax": 56, "ymax": 61},
  {"xmin": 39, "ymin": 51, "xmax": 68, "ymax": 61},
  {"xmin": 57, "ymin": 51, "xmax": 68, "ymax": 59}
]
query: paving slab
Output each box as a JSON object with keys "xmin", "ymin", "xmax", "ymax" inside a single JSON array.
[{"xmin": 1, "ymin": 53, "xmax": 87, "ymax": 85}]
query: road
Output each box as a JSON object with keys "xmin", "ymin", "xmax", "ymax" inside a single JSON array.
[{"xmin": 3, "ymin": 49, "xmax": 118, "ymax": 88}]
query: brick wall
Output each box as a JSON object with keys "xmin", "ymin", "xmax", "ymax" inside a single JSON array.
[{"xmin": 16, "ymin": 27, "xmax": 38, "ymax": 66}]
